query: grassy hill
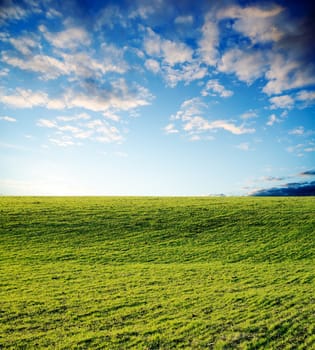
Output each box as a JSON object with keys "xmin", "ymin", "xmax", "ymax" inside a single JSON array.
[{"xmin": 0, "ymin": 197, "xmax": 314, "ymax": 349}]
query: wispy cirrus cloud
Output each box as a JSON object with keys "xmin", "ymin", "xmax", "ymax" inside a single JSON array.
[
  {"xmin": 286, "ymin": 141, "xmax": 315, "ymax": 156},
  {"xmin": 37, "ymin": 114, "xmax": 123, "ymax": 146},
  {"xmin": 0, "ymin": 115, "xmax": 16, "ymax": 122},
  {"xmin": 183, "ymin": 117, "xmax": 255, "ymax": 135},
  {"xmin": 289, "ymin": 127, "xmax": 304, "ymax": 136},
  {"xmin": 236, "ymin": 142, "xmax": 250, "ymax": 151},
  {"xmin": 165, "ymin": 97, "xmax": 255, "ymax": 140},
  {"xmin": 240, "ymin": 111, "xmax": 257, "ymax": 120}
]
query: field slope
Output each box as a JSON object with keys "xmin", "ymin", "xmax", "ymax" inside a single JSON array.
[{"xmin": 0, "ymin": 196, "xmax": 314, "ymax": 349}]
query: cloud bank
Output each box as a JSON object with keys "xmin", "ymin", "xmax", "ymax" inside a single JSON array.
[{"xmin": 252, "ymin": 181, "xmax": 315, "ymax": 196}]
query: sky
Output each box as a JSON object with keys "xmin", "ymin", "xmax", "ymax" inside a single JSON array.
[{"xmin": 0, "ymin": 0, "xmax": 314, "ymax": 196}]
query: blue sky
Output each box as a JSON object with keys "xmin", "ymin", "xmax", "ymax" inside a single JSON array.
[{"xmin": 0, "ymin": 0, "xmax": 314, "ymax": 195}]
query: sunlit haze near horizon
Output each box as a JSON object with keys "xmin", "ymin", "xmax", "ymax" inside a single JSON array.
[{"xmin": 0, "ymin": 0, "xmax": 314, "ymax": 196}]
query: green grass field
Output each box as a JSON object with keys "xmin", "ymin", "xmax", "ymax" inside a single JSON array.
[{"xmin": 0, "ymin": 197, "xmax": 314, "ymax": 349}]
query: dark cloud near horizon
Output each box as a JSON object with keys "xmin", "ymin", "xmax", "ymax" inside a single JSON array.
[
  {"xmin": 264, "ymin": 176, "xmax": 287, "ymax": 182},
  {"xmin": 252, "ymin": 181, "xmax": 315, "ymax": 196},
  {"xmin": 300, "ymin": 170, "xmax": 315, "ymax": 176}
]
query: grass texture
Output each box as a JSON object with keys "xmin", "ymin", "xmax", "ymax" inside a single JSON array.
[{"xmin": 0, "ymin": 196, "xmax": 314, "ymax": 349}]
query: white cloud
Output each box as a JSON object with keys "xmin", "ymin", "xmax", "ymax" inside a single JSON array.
[
  {"xmin": 0, "ymin": 68, "xmax": 9, "ymax": 77},
  {"xmin": 209, "ymin": 4, "xmax": 315, "ymax": 96},
  {"xmin": 217, "ymin": 5, "xmax": 284, "ymax": 44},
  {"xmin": 37, "ymin": 119, "xmax": 56, "ymax": 128},
  {"xmin": 201, "ymin": 79, "xmax": 233, "ymax": 98},
  {"xmin": 2, "ymin": 44, "xmax": 128, "ymax": 81},
  {"xmin": 189, "ymin": 135, "xmax": 201, "ymax": 141},
  {"xmin": 167, "ymin": 97, "xmax": 255, "ymax": 139},
  {"xmin": 296, "ymin": 90, "xmax": 315, "ymax": 101},
  {"xmin": 198, "ymin": 13, "xmax": 219, "ymax": 66},
  {"xmin": 269, "ymin": 95, "xmax": 294, "ymax": 109},
  {"xmin": 233, "ymin": 18, "xmax": 283, "ymax": 44},
  {"xmin": 266, "ymin": 114, "xmax": 281, "ymax": 126},
  {"xmin": 56, "ymin": 113, "xmax": 91, "ymax": 122},
  {"xmin": 102, "ymin": 111, "xmax": 120, "ymax": 122},
  {"xmin": 174, "ymin": 15, "xmax": 193, "ymax": 25},
  {"xmin": 163, "ymin": 62, "xmax": 207, "ymax": 87},
  {"xmin": 145, "ymin": 59, "xmax": 160, "ymax": 74},
  {"xmin": 60, "ymin": 50, "xmax": 128, "ymax": 78},
  {"xmin": 286, "ymin": 144, "xmax": 303, "ymax": 153},
  {"xmin": 66, "ymin": 80, "xmax": 153, "ymax": 112},
  {"xmin": 289, "ymin": 126, "xmax": 304, "ymax": 135},
  {"xmin": 0, "ymin": 81, "xmax": 153, "ymax": 113},
  {"xmin": 263, "ymin": 55, "xmax": 315, "ymax": 95},
  {"xmin": 286, "ymin": 142, "xmax": 315, "ymax": 155},
  {"xmin": 95, "ymin": 5, "xmax": 126, "ymax": 31},
  {"xmin": 49, "ymin": 136, "xmax": 78, "ymax": 147},
  {"xmin": 143, "ymin": 29, "xmax": 160, "ymax": 56},
  {"xmin": 45, "ymin": 8, "xmax": 62, "ymax": 19},
  {"xmin": 218, "ymin": 48, "xmax": 267, "ymax": 84},
  {"xmin": 144, "ymin": 28, "xmax": 192, "ymax": 66},
  {"xmin": 38, "ymin": 116, "xmax": 124, "ymax": 145},
  {"xmin": 129, "ymin": 1, "xmax": 159, "ymax": 20},
  {"xmin": 0, "ymin": 1, "xmax": 28, "ymax": 25},
  {"xmin": 2, "ymin": 53, "xmax": 69, "ymax": 80},
  {"xmin": 7, "ymin": 35, "xmax": 38, "ymax": 55},
  {"xmin": 241, "ymin": 111, "xmax": 257, "ymax": 119},
  {"xmin": 183, "ymin": 117, "xmax": 255, "ymax": 135},
  {"xmin": 217, "ymin": 5, "xmax": 283, "ymax": 20},
  {"xmin": 39, "ymin": 25, "xmax": 91, "ymax": 50},
  {"xmin": 143, "ymin": 28, "xmax": 207, "ymax": 86},
  {"xmin": 46, "ymin": 99, "xmax": 67, "ymax": 110},
  {"xmin": 0, "ymin": 88, "xmax": 50, "ymax": 108},
  {"xmin": 2, "ymin": 22, "xmax": 129, "ymax": 81},
  {"xmin": 164, "ymin": 123, "xmax": 179, "ymax": 134},
  {"xmin": 162, "ymin": 40, "xmax": 192, "ymax": 66},
  {"xmin": 236, "ymin": 142, "xmax": 250, "ymax": 151},
  {"xmin": 2, "ymin": 21, "xmax": 128, "ymax": 85},
  {"xmin": 170, "ymin": 98, "xmax": 207, "ymax": 121},
  {"xmin": 0, "ymin": 116, "xmax": 16, "ymax": 122}
]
